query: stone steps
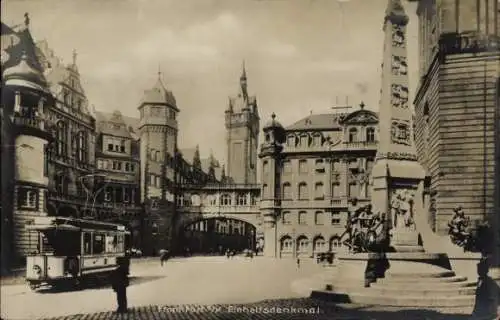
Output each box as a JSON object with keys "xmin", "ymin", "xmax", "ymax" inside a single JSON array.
[
  {"xmin": 386, "ymin": 270, "xmax": 456, "ymax": 278},
  {"xmin": 311, "ymin": 290, "xmax": 476, "ymax": 307},
  {"xmin": 370, "ymin": 280, "xmax": 477, "ymax": 289},
  {"xmin": 376, "ymin": 275, "xmax": 468, "ymax": 284},
  {"xmin": 328, "ymin": 283, "xmax": 476, "ymax": 297}
]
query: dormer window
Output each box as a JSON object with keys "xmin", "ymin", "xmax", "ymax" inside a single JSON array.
[
  {"xmin": 348, "ymin": 128, "xmax": 358, "ymax": 142},
  {"xmin": 313, "ymin": 135, "xmax": 322, "ymax": 146},
  {"xmin": 366, "ymin": 127, "xmax": 376, "ymax": 143}
]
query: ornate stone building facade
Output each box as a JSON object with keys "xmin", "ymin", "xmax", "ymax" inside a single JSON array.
[
  {"xmin": 259, "ymin": 104, "xmax": 379, "ymax": 258},
  {"xmin": 409, "ymin": 0, "xmax": 500, "ymax": 233}
]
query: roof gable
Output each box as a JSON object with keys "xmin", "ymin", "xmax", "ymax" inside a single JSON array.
[
  {"xmin": 286, "ymin": 113, "xmax": 346, "ymax": 131},
  {"xmin": 340, "ymin": 109, "xmax": 378, "ymax": 125}
]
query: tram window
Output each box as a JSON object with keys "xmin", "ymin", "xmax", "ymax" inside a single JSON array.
[
  {"xmin": 93, "ymin": 234, "xmax": 105, "ymax": 254},
  {"xmin": 105, "ymin": 235, "xmax": 117, "ymax": 253},
  {"xmin": 83, "ymin": 233, "xmax": 92, "ymax": 255},
  {"xmin": 116, "ymin": 235, "xmax": 124, "ymax": 252}
]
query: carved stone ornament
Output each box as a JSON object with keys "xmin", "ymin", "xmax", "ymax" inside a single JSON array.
[
  {"xmin": 391, "ymin": 55, "xmax": 408, "ymax": 76},
  {"xmin": 392, "ymin": 24, "xmax": 406, "ymax": 48},
  {"xmin": 331, "ymin": 172, "xmax": 341, "ymax": 183},
  {"xmin": 390, "ymin": 188, "xmax": 416, "ymax": 230},
  {"xmin": 357, "ymin": 172, "xmax": 370, "ymax": 184},
  {"xmin": 391, "ymin": 84, "xmax": 409, "ymax": 109},
  {"xmin": 376, "ymin": 152, "xmax": 418, "ymax": 161},
  {"xmin": 390, "ymin": 119, "xmax": 411, "ymax": 146}
]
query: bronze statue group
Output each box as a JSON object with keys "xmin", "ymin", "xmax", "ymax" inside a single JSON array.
[{"xmin": 339, "ymin": 199, "xmax": 390, "ymax": 253}]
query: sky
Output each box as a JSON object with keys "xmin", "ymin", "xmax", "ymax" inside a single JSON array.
[{"xmin": 2, "ymin": 0, "xmax": 419, "ymax": 164}]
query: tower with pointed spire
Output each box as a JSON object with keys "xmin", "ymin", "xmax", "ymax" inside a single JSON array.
[
  {"xmin": 137, "ymin": 69, "xmax": 179, "ymax": 252},
  {"xmin": 192, "ymin": 144, "xmax": 201, "ymax": 170},
  {"xmin": 370, "ymin": 0, "xmax": 426, "ymax": 251},
  {"xmin": 225, "ymin": 62, "xmax": 260, "ymax": 184}
]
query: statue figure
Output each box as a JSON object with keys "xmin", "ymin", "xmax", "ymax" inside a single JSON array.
[
  {"xmin": 341, "ymin": 204, "xmax": 389, "ymax": 253},
  {"xmin": 448, "ymin": 205, "xmax": 471, "ymax": 248},
  {"xmin": 391, "ymin": 189, "xmax": 415, "ymax": 230}
]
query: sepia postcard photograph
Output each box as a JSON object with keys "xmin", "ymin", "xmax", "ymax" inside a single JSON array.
[{"xmin": 1, "ymin": 0, "xmax": 499, "ymax": 319}]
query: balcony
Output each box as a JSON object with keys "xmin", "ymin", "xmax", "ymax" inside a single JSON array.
[
  {"xmin": 342, "ymin": 141, "xmax": 378, "ymax": 150},
  {"xmin": 439, "ymin": 32, "xmax": 500, "ymax": 55},
  {"xmin": 49, "ymin": 153, "xmax": 95, "ymax": 171}
]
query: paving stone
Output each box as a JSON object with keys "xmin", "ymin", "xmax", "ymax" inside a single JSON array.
[{"xmin": 38, "ymin": 298, "xmax": 473, "ymax": 320}]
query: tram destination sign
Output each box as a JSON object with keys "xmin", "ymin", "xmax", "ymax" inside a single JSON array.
[{"xmin": 440, "ymin": 32, "xmax": 500, "ymax": 55}]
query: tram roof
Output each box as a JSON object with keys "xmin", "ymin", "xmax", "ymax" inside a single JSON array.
[{"xmin": 26, "ymin": 216, "xmax": 129, "ymax": 233}]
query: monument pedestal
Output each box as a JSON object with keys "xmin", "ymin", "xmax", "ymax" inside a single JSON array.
[
  {"xmin": 312, "ymin": 251, "xmax": 476, "ymax": 307},
  {"xmin": 391, "ymin": 229, "xmax": 424, "ymax": 252}
]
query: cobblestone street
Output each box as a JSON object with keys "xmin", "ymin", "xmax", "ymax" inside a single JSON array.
[
  {"xmin": 1, "ymin": 256, "xmax": 475, "ymax": 320},
  {"xmin": 1, "ymin": 256, "xmax": 323, "ymax": 319}
]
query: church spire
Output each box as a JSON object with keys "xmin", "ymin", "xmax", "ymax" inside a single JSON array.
[
  {"xmin": 239, "ymin": 60, "xmax": 248, "ymax": 100},
  {"xmin": 193, "ymin": 145, "xmax": 201, "ymax": 169},
  {"xmin": 220, "ymin": 164, "xmax": 227, "ymax": 184}
]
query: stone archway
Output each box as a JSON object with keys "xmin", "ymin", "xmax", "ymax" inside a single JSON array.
[{"xmin": 180, "ymin": 217, "xmax": 257, "ymax": 256}]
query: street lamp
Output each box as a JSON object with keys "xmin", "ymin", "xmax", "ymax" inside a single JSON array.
[
  {"xmin": 292, "ymin": 228, "xmax": 296, "ymax": 259},
  {"xmin": 79, "ymin": 173, "xmax": 110, "ymax": 218},
  {"xmin": 250, "ymin": 229, "xmax": 255, "ymax": 251}
]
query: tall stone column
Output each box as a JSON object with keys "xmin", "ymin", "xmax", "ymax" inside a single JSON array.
[{"xmin": 370, "ymin": 0, "xmax": 426, "ymax": 252}]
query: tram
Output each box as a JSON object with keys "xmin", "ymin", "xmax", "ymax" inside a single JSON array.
[{"xmin": 25, "ymin": 216, "xmax": 130, "ymax": 290}]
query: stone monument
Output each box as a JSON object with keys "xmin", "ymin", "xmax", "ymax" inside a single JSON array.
[
  {"xmin": 310, "ymin": 0, "xmax": 477, "ymax": 307},
  {"xmin": 369, "ymin": 0, "xmax": 425, "ymax": 252}
]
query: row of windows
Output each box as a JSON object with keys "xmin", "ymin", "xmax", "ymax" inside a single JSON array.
[
  {"xmin": 107, "ymin": 143, "xmax": 126, "ymax": 153},
  {"xmin": 285, "ymin": 127, "xmax": 376, "ymax": 147},
  {"xmin": 264, "ymin": 158, "xmax": 374, "ymax": 175},
  {"xmin": 103, "ymin": 187, "xmax": 136, "ymax": 203},
  {"xmin": 262, "ymin": 182, "xmax": 370, "ymax": 200},
  {"xmin": 54, "ymin": 122, "xmax": 88, "ymax": 163},
  {"xmin": 282, "ymin": 211, "xmax": 342, "ymax": 226},
  {"xmin": 97, "ymin": 159, "xmax": 136, "ymax": 172},
  {"xmin": 83, "ymin": 233, "xmax": 125, "ymax": 255},
  {"xmin": 177, "ymin": 194, "xmax": 257, "ymax": 207},
  {"xmin": 142, "ymin": 106, "xmax": 177, "ymax": 120},
  {"xmin": 280, "ymin": 236, "xmax": 342, "ymax": 252}
]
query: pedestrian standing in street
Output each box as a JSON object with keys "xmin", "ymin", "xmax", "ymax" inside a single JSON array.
[
  {"xmin": 111, "ymin": 257, "xmax": 129, "ymax": 314},
  {"xmin": 296, "ymin": 257, "xmax": 300, "ymax": 269},
  {"xmin": 159, "ymin": 249, "xmax": 169, "ymax": 267}
]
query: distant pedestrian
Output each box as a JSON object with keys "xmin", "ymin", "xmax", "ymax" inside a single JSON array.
[
  {"xmin": 159, "ymin": 249, "xmax": 169, "ymax": 267},
  {"xmin": 296, "ymin": 258, "xmax": 300, "ymax": 269},
  {"xmin": 226, "ymin": 249, "xmax": 230, "ymax": 259},
  {"xmin": 111, "ymin": 257, "xmax": 130, "ymax": 313}
]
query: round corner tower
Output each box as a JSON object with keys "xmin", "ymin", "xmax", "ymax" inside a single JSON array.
[
  {"xmin": 1, "ymin": 51, "xmax": 54, "ymax": 269},
  {"xmin": 258, "ymin": 113, "xmax": 286, "ymax": 257}
]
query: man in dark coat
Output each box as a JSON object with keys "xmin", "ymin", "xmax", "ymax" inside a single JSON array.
[
  {"xmin": 160, "ymin": 249, "xmax": 169, "ymax": 267},
  {"xmin": 111, "ymin": 257, "xmax": 130, "ymax": 313}
]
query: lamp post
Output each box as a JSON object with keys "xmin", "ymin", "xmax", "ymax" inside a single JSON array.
[
  {"xmin": 250, "ymin": 229, "xmax": 255, "ymax": 252},
  {"xmin": 292, "ymin": 227, "xmax": 296, "ymax": 259}
]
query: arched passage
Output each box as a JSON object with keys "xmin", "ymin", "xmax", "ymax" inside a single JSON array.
[{"xmin": 180, "ymin": 217, "xmax": 257, "ymax": 256}]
